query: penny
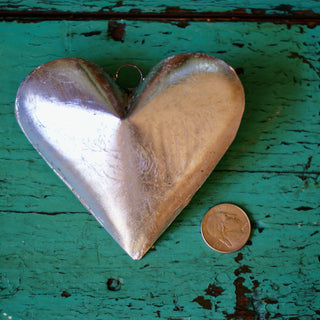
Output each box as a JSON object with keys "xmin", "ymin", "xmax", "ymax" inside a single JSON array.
[{"xmin": 201, "ymin": 203, "xmax": 251, "ymax": 253}]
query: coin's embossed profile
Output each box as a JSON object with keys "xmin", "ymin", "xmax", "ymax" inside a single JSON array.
[{"xmin": 201, "ymin": 204, "xmax": 251, "ymax": 253}]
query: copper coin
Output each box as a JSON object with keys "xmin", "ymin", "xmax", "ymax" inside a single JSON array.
[{"xmin": 201, "ymin": 203, "xmax": 251, "ymax": 253}]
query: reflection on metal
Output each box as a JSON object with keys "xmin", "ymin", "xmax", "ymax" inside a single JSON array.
[{"xmin": 15, "ymin": 53, "xmax": 245, "ymax": 259}]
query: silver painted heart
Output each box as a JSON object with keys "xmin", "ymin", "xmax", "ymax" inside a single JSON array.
[{"xmin": 15, "ymin": 53, "xmax": 245, "ymax": 259}]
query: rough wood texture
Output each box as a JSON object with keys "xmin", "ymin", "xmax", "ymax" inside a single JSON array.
[
  {"xmin": 0, "ymin": 6, "xmax": 320, "ymax": 320},
  {"xmin": 1, "ymin": 0, "xmax": 320, "ymax": 13}
]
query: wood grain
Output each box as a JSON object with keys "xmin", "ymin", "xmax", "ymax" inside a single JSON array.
[
  {"xmin": 0, "ymin": 15, "xmax": 319, "ymax": 320},
  {"xmin": 1, "ymin": 0, "xmax": 320, "ymax": 14},
  {"xmin": 1, "ymin": 1, "xmax": 320, "ymax": 27}
]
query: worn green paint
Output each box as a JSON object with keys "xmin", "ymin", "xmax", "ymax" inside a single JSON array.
[
  {"xmin": 0, "ymin": 16, "xmax": 319, "ymax": 320},
  {"xmin": 1, "ymin": 0, "xmax": 320, "ymax": 14}
]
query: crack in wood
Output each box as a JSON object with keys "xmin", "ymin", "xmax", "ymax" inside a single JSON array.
[
  {"xmin": 0, "ymin": 9, "xmax": 320, "ymax": 25},
  {"xmin": 0, "ymin": 210, "xmax": 88, "ymax": 215}
]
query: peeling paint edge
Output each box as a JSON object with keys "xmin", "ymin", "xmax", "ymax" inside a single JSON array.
[{"xmin": 0, "ymin": 9, "xmax": 320, "ymax": 26}]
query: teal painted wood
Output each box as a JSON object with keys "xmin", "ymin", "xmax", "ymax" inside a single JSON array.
[
  {"xmin": 1, "ymin": 0, "xmax": 320, "ymax": 14},
  {"xmin": 0, "ymin": 19, "xmax": 320, "ymax": 319}
]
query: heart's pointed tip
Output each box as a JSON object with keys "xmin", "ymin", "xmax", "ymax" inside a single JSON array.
[
  {"xmin": 125, "ymin": 243, "xmax": 153, "ymax": 260},
  {"xmin": 127, "ymin": 250, "xmax": 144, "ymax": 260}
]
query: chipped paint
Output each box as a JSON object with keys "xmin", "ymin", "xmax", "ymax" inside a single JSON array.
[
  {"xmin": 205, "ymin": 283, "xmax": 225, "ymax": 297},
  {"xmin": 0, "ymin": 6, "xmax": 320, "ymax": 26},
  {"xmin": 192, "ymin": 296, "xmax": 212, "ymax": 310},
  {"xmin": 81, "ymin": 30, "xmax": 102, "ymax": 37},
  {"xmin": 108, "ymin": 21, "xmax": 126, "ymax": 41},
  {"xmin": 1, "ymin": 14, "xmax": 320, "ymax": 319}
]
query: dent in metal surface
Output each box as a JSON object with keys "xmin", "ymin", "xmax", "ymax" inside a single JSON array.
[{"xmin": 15, "ymin": 53, "xmax": 245, "ymax": 259}]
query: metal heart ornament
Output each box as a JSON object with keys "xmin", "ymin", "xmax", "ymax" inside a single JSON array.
[{"xmin": 15, "ymin": 53, "xmax": 245, "ymax": 259}]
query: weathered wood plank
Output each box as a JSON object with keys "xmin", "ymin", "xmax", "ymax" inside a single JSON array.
[
  {"xmin": 0, "ymin": 21, "xmax": 319, "ymax": 173},
  {"xmin": 0, "ymin": 0, "xmax": 320, "ymax": 15},
  {"xmin": 0, "ymin": 19, "xmax": 319, "ymax": 319},
  {"xmin": 1, "ymin": 171, "xmax": 320, "ymax": 319}
]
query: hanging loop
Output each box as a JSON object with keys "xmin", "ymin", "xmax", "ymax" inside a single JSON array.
[{"xmin": 114, "ymin": 64, "xmax": 144, "ymax": 91}]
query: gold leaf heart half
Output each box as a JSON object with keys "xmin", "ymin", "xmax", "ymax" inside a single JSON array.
[{"xmin": 15, "ymin": 53, "xmax": 245, "ymax": 259}]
